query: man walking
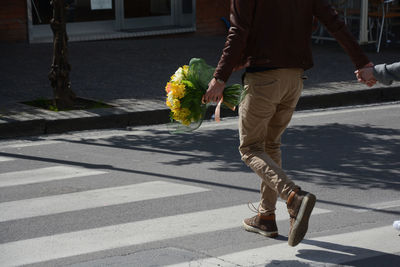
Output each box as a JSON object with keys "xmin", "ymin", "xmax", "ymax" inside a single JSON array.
[{"xmin": 203, "ymin": 0, "xmax": 372, "ymax": 247}]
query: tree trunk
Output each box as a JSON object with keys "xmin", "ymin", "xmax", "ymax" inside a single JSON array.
[{"xmin": 48, "ymin": 0, "xmax": 76, "ymax": 109}]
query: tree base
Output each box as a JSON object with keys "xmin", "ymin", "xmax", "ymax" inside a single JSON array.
[{"xmin": 22, "ymin": 97, "xmax": 113, "ymax": 112}]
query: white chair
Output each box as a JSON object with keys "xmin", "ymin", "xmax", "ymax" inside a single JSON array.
[{"xmin": 369, "ymin": 0, "xmax": 400, "ymax": 52}]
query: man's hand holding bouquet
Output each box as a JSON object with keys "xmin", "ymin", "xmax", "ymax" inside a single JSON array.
[{"xmin": 165, "ymin": 58, "xmax": 244, "ymax": 133}]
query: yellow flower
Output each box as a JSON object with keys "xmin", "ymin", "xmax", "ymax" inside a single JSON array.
[
  {"xmin": 166, "ymin": 92, "xmax": 174, "ymax": 107},
  {"xmin": 172, "ymin": 107, "xmax": 191, "ymax": 124},
  {"xmin": 182, "ymin": 65, "xmax": 189, "ymax": 76},
  {"xmin": 171, "ymin": 67, "xmax": 185, "ymax": 83},
  {"xmin": 165, "ymin": 82, "xmax": 173, "ymax": 93},
  {"xmin": 179, "ymin": 108, "xmax": 190, "ymax": 119},
  {"xmin": 170, "ymin": 83, "xmax": 186, "ymax": 99},
  {"xmin": 172, "ymin": 99, "xmax": 181, "ymax": 109}
]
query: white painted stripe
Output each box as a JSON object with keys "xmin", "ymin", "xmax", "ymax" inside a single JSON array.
[
  {"xmin": 0, "ymin": 131, "xmax": 162, "ymax": 149},
  {"xmin": 293, "ymin": 102, "xmax": 400, "ymax": 119},
  {"xmin": 200, "ymin": 118, "xmax": 238, "ymax": 129},
  {"xmin": 4, "ymin": 140, "xmax": 61, "ymax": 148},
  {"xmin": 0, "ymin": 156, "xmax": 14, "ymax": 162},
  {"xmin": 225, "ymin": 226, "xmax": 400, "ymax": 266},
  {"xmin": 84, "ymin": 130, "xmax": 149, "ymax": 139},
  {"xmin": 200, "ymin": 103, "xmax": 400, "ymax": 129},
  {"xmin": 0, "ymin": 202, "xmax": 330, "ymax": 266},
  {"xmin": 0, "ymin": 166, "xmax": 106, "ymax": 188},
  {"xmin": 167, "ymin": 226, "xmax": 400, "ymax": 267},
  {"xmin": 52, "ymin": 131, "xmax": 147, "ymax": 142},
  {"xmin": 350, "ymin": 199, "xmax": 400, "ymax": 213},
  {"xmin": 0, "ymin": 181, "xmax": 209, "ymax": 222},
  {"xmin": 0, "ymin": 134, "xmax": 127, "ymax": 149}
]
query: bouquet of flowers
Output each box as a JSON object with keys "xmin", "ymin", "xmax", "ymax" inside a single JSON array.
[{"xmin": 165, "ymin": 58, "xmax": 244, "ymax": 133}]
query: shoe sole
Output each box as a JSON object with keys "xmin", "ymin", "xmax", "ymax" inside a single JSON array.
[
  {"xmin": 242, "ymin": 221, "xmax": 279, "ymax": 238},
  {"xmin": 288, "ymin": 193, "xmax": 316, "ymax": 247}
]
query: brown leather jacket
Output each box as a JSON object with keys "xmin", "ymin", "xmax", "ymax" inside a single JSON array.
[{"xmin": 214, "ymin": 0, "xmax": 370, "ymax": 82}]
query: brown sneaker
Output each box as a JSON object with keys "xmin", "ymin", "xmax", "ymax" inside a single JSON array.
[
  {"xmin": 243, "ymin": 213, "xmax": 278, "ymax": 238},
  {"xmin": 287, "ymin": 189, "xmax": 316, "ymax": 247}
]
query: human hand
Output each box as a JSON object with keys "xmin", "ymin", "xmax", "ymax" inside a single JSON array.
[
  {"xmin": 356, "ymin": 67, "xmax": 375, "ymax": 82},
  {"xmin": 355, "ymin": 62, "xmax": 376, "ymax": 87},
  {"xmin": 202, "ymin": 78, "xmax": 225, "ymax": 104}
]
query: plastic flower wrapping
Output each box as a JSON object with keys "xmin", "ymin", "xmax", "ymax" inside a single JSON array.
[
  {"xmin": 394, "ymin": 220, "xmax": 400, "ymax": 231},
  {"xmin": 165, "ymin": 58, "xmax": 245, "ymax": 133}
]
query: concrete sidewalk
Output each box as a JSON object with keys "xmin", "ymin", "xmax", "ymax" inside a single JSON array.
[{"xmin": 1, "ymin": 34, "xmax": 400, "ymax": 139}]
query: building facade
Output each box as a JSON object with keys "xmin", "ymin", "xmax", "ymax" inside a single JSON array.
[{"xmin": 0, "ymin": 0, "xmax": 230, "ymax": 43}]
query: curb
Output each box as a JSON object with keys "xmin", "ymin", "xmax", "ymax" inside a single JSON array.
[
  {"xmin": 297, "ymin": 85, "xmax": 400, "ymax": 110},
  {"xmin": 1, "ymin": 85, "xmax": 399, "ymax": 139}
]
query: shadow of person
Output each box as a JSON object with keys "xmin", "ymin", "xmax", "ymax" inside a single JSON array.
[
  {"xmin": 293, "ymin": 238, "xmax": 400, "ymax": 266},
  {"xmin": 265, "ymin": 260, "xmax": 312, "ymax": 266}
]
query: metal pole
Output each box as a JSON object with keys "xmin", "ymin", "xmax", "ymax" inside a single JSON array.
[{"xmin": 359, "ymin": 0, "xmax": 369, "ymax": 44}]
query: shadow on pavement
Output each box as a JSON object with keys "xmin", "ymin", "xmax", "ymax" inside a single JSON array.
[
  {"xmin": 1, "ymin": 122, "xmax": 398, "ymax": 214},
  {"xmin": 295, "ymin": 238, "xmax": 400, "ymax": 267},
  {"xmin": 283, "ymin": 123, "xmax": 400, "ymax": 190},
  {"xmin": 263, "ymin": 237, "xmax": 400, "ymax": 266},
  {"xmin": 55, "ymin": 122, "xmax": 400, "ymax": 191}
]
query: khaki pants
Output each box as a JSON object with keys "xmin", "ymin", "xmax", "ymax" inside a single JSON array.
[{"xmin": 239, "ymin": 68, "xmax": 304, "ymax": 215}]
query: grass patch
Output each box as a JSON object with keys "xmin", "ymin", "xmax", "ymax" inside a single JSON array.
[{"xmin": 22, "ymin": 98, "xmax": 113, "ymax": 112}]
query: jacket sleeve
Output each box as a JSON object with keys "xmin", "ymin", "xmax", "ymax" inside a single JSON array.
[
  {"xmin": 313, "ymin": 0, "xmax": 370, "ymax": 69},
  {"xmin": 373, "ymin": 62, "xmax": 400, "ymax": 85},
  {"xmin": 213, "ymin": 0, "xmax": 256, "ymax": 82}
]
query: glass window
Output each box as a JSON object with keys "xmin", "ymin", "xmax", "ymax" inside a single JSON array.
[
  {"xmin": 31, "ymin": 0, "xmax": 115, "ymax": 25},
  {"xmin": 124, "ymin": 0, "xmax": 171, "ymax": 18},
  {"xmin": 32, "ymin": 0, "xmax": 52, "ymax": 25},
  {"xmin": 182, "ymin": 0, "xmax": 192, "ymax": 14}
]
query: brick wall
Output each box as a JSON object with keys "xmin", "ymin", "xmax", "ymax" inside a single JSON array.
[
  {"xmin": 0, "ymin": 0, "xmax": 27, "ymax": 42},
  {"xmin": 196, "ymin": 0, "xmax": 230, "ymax": 35}
]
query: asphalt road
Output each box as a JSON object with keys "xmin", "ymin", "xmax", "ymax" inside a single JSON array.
[{"xmin": 0, "ymin": 102, "xmax": 400, "ymax": 267}]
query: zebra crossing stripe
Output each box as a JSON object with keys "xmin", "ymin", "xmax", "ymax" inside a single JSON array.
[
  {"xmin": 0, "ymin": 156, "xmax": 14, "ymax": 162},
  {"xmin": 0, "ymin": 166, "xmax": 107, "ymax": 188},
  {"xmin": 350, "ymin": 199, "xmax": 400, "ymax": 213},
  {"xmin": 1, "ymin": 140, "xmax": 61, "ymax": 148},
  {"xmin": 0, "ymin": 203, "xmax": 330, "ymax": 266},
  {"xmin": 0, "ymin": 181, "xmax": 209, "ymax": 222},
  {"xmin": 168, "ymin": 225, "xmax": 399, "ymax": 267}
]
